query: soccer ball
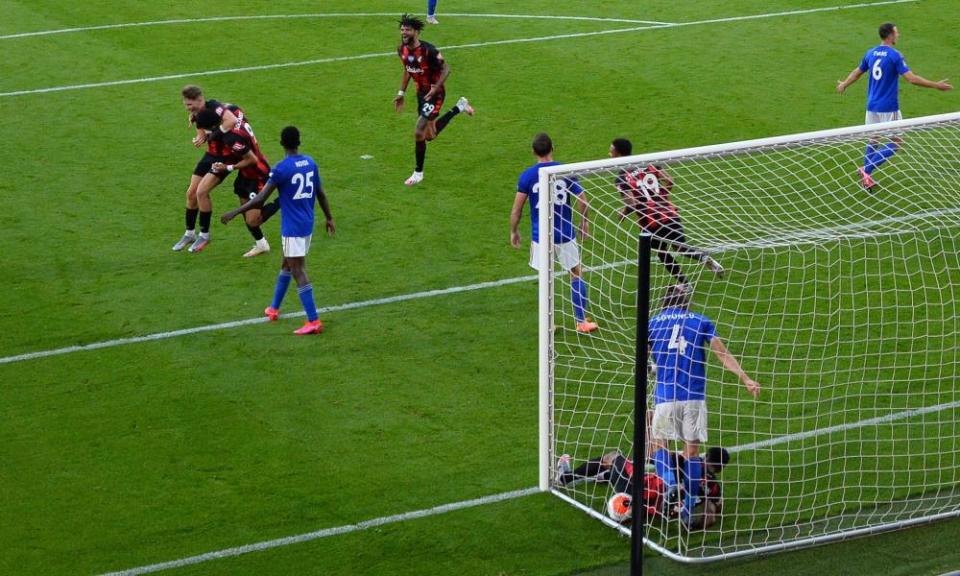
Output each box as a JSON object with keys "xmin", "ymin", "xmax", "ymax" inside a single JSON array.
[{"xmin": 606, "ymin": 492, "xmax": 632, "ymax": 523}]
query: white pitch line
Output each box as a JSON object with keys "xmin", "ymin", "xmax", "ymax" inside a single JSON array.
[
  {"xmin": 0, "ymin": 273, "xmax": 537, "ymax": 366},
  {"xmin": 3, "ymin": 202, "xmax": 957, "ymax": 367},
  {"xmin": 97, "ymin": 487, "xmax": 541, "ymax": 576},
  {"xmin": 97, "ymin": 396, "xmax": 958, "ymax": 576},
  {"xmin": 730, "ymin": 399, "xmax": 960, "ymax": 453},
  {"xmin": 0, "ymin": 0, "xmax": 917, "ymax": 98},
  {"xmin": 0, "ymin": 12, "xmax": 668, "ymax": 40}
]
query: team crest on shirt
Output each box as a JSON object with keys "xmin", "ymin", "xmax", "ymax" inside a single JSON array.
[
  {"xmin": 232, "ymin": 142, "xmax": 245, "ymax": 152},
  {"xmin": 407, "ymin": 55, "xmax": 415, "ymax": 62}
]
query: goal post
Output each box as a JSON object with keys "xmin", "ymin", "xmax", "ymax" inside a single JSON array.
[{"xmin": 538, "ymin": 112, "xmax": 960, "ymax": 561}]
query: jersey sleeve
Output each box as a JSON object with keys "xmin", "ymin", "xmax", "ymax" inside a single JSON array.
[
  {"xmin": 699, "ymin": 315, "xmax": 717, "ymax": 343},
  {"xmin": 429, "ymin": 44, "xmax": 445, "ymax": 66},
  {"xmin": 896, "ymin": 53, "xmax": 910, "ymax": 75},
  {"xmin": 567, "ymin": 176, "xmax": 584, "ymax": 196},
  {"xmin": 267, "ymin": 161, "xmax": 285, "ymax": 186},
  {"xmin": 517, "ymin": 171, "xmax": 530, "ymax": 194},
  {"xmin": 859, "ymin": 50, "xmax": 870, "ymax": 72}
]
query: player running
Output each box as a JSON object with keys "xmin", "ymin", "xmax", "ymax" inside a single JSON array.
[
  {"xmin": 836, "ymin": 22, "xmax": 952, "ymax": 191},
  {"xmin": 609, "ymin": 138, "xmax": 723, "ymax": 291},
  {"xmin": 393, "ymin": 13, "xmax": 474, "ymax": 186},
  {"xmin": 221, "ymin": 126, "xmax": 335, "ymax": 335}
]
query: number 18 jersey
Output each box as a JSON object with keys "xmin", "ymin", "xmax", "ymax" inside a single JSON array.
[
  {"xmin": 269, "ymin": 154, "xmax": 320, "ymax": 237},
  {"xmin": 517, "ymin": 161, "xmax": 584, "ymax": 244},
  {"xmin": 648, "ymin": 307, "xmax": 716, "ymax": 403}
]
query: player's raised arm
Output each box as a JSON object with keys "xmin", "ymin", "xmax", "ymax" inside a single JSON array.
[
  {"xmin": 710, "ymin": 337, "xmax": 760, "ymax": 397},
  {"xmin": 509, "ymin": 192, "xmax": 527, "ymax": 248},
  {"xmin": 837, "ymin": 67, "xmax": 864, "ymax": 94}
]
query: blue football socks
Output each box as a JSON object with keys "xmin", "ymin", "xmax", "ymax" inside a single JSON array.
[
  {"xmin": 271, "ymin": 270, "xmax": 292, "ymax": 310},
  {"xmin": 298, "ymin": 283, "xmax": 318, "ymax": 322},
  {"xmin": 571, "ymin": 277, "xmax": 588, "ymax": 322}
]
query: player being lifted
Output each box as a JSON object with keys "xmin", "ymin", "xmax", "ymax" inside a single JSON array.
[
  {"xmin": 195, "ymin": 109, "xmax": 276, "ymax": 257},
  {"xmin": 174, "ymin": 85, "xmax": 245, "ymax": 253},
  {"xmin": 836, "ymin": 22, "xmax": 951, "ymax": 191},
  {"xmin": 609, "ymin": 138, "xmax": 723, "ymax": 290},
  {"xmin": 393, "ymin": 13, "xmax": 474, "ymax": 186}
]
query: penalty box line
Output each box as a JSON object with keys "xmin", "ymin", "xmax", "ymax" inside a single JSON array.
[{"xmin": 98, "ymin": 398, "xmax": 959, "ymax": 575}]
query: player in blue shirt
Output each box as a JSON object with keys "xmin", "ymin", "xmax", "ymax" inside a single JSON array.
[
  {"xmin": 647, "ymin": 286, "xmax": 758, "ymax": 520},
  {"xmin": 510, "ymin": 132, "xmax": 597, "ymax": 333},
  {"xmin": 221, "ymin": 126, "xmax": 336, "ymax": 335},
  {"xmin": 836, "ymin": 22, "xmax": 952, "ymax": 191}
]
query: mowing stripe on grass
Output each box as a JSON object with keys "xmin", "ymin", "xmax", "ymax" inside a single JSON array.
[
  {"xmin": 97, "ymin": 398, "xmax": 958, "ymax": 575},
  {"xmin": 0, "ymin": 1, "xmax": 917, "ymax": 98},
  {"xmin": 3, "ymin": 203, "xmax": 958, "ymax": 367}
]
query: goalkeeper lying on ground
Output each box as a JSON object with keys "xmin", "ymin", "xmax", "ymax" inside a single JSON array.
[{"xmin": 556, "ymin": 446, "xmax": 730, "ymax": 529}]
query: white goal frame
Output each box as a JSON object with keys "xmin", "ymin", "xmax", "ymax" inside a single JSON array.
[{"xmin": 538, "ymin": 111, "xmax": 960, "ymax": 562}]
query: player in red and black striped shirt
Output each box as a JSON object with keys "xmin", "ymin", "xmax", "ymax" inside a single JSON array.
[
  {"xmin": 610, "ymin": 138, "xmax": 724, "ymax": 289},
  {"xmin": 393, "ymin": 13, "xmax": 474, "ymax": 186},
  {"xmin": 196, "ymin": 109, "xmax": 279, "ymax": 258},
  {"xmin": 174, "ymin": 85, "xmax": 247, "ymax": 253},
  {"xmin": 556, "ymin": 446, "xmax": 729, "ymax": 529}
]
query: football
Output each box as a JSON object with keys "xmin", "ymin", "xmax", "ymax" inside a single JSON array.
[{"xmin": 606, "ymin": 492, "xmax": 632, "ymax": 523}]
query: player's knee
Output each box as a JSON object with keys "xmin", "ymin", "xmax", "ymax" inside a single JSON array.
[{"xmin": 245, "ymin": 211, "xmax": 262, "ymax": 226}]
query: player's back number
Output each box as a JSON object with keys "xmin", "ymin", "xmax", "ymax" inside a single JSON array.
[
  {"xmin": 532, "ymin": 180, "xmax": 570, "ymax": 210},
  {"xmin": 291, "ymin": 170, "xmax": 315, "ymax": 200}
]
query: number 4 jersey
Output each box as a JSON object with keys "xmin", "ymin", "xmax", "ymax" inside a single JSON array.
[
  {"xmin": 648, "ymin": 306, "xmax": 716, "ymax": 403},
  {"xmin": 269, "ymin": 154, "xmax": 321, "ymax": 238},
  {"xmin": 517, "ymin": 160, "xmax": 584, "ymax": 244}
]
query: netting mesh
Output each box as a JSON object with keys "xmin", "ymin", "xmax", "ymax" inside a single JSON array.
[{"xmin": 545, "ymin": 115, "xmax": 960, "ymax": 560}]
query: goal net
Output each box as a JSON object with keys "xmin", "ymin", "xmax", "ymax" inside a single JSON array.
[{"xmin": 537, "ymin": 112, "xmax": 960, "ymax": 561}]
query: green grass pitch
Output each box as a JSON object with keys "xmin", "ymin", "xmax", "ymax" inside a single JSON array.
[{"xmin": 2, "ymin": 1, "xmax": 960, "ymax": 574}]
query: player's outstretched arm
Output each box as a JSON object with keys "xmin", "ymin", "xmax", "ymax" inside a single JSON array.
[
  {"xmin": 316, "ymin": 184, "xmax": 336, "ymax": 237},
  {"xmin": 902, "ymin": 71, "xmax": 953, "ymax": 91},
  {"xmin": 710, "ymin": 337, "xmax": 760, "ymax": 397},
  {"xmin": 509, "ymin": 192, "xmax": 527, "ymax": 248},
  {"xmin": 836, "ymin": 67, "xmax": 864, "ymax": 94},
  {"xmin": 222, "ymin": 181, "xmax": 277, "ymax": 225}
]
